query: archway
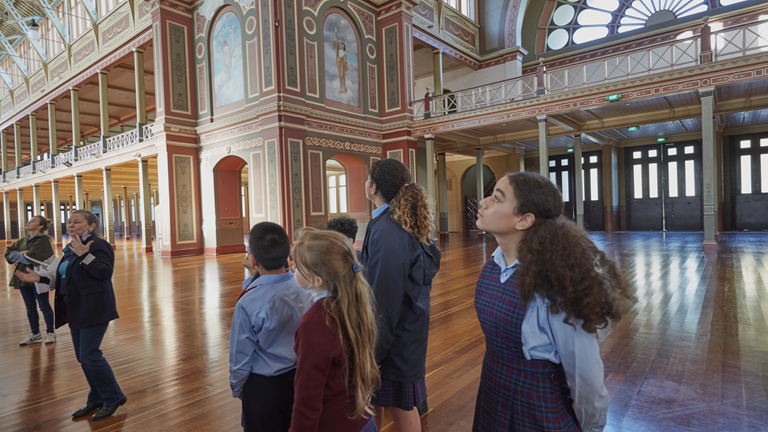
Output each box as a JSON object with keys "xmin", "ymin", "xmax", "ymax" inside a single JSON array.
[
  {"xmin": 212, "ymin": 155, "xmax": 248, "ymax": 254},
  {"xmin": 327, "ymin": 154, "xmax": 367, "ymax": 218},
  {"xmin": 461, "ymin": 164, "xmax": 496, "ymax": 230}
]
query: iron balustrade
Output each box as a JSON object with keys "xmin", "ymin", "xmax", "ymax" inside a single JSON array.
[
  {"xmin": 142, "ymin": 124, "xmax": 156, "ymax": 141},
  {"xmin": 106, "ymin": 129, "xmax": 139, "ymax": 152},
  {"xmin": 413, "ymin": 19, "xmax": 768, "ymax": 121},
  {"xmin": 54, "ymin": 152, "xmax": 73, "ymax": 166},
  {"xmin": 77, "ymin": 142, "xmax": 102, "ymax": 161},
  {"xmin": 19, "ymin": 165, "xmax": 33, "ymax": 178}
]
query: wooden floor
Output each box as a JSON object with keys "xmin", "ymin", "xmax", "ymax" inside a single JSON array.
[{"xmin": 1, "ymin": 232, "xmax": 767, "ymax": 432}]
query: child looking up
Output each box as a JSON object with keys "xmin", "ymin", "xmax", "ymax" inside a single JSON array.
[
  {"xmin": 229, "ymin": 222, "xmax": 314, "ymax": 432},
  {"xmin": 472, "ymin": 172, "xmax": 632, "ymax": 432},
  {"xmin": 289, "ymin": 228, "xmax": 380, "ymax": 432}
]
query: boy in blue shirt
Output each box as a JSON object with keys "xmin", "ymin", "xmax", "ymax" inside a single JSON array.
[{"xmin": 229, "ymin": 222, "xmax": 313, "ymax": 432}]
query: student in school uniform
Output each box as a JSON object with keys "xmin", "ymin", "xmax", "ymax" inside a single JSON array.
[
  {"xmin": 472, "ymin": 172, "xmax": 632, "ymax": 432},
  {"xmin": 229, "ymin": 222, "xmax": 314, "ymax": 432}
]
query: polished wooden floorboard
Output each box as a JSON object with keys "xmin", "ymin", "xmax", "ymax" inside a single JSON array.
[{"xmin": 1, "ymin": 233, "xmax": 767, "ymax": 431}]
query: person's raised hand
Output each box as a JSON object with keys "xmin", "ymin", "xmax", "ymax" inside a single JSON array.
[
  {"xmin": 15, "ymin": 267, "xmax": 41, "ymax": 283},
  {"xmin": 71, "ymin": 233, "xmax": 94, "ymax": 256}
]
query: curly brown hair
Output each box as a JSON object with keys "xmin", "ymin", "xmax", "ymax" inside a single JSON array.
[
  {"xmin": 507, "ymin": 172, "xmax": 633, "ymax": 334},
  {"xmin": 369, "ymin": 159, "xmax": 434, "ymax": 244}
]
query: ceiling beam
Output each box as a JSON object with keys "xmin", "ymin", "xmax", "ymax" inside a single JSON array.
[
  {"xmin": 548, "ymin": 115, "xmax": 578, "ymax": 131},
  {"xmin": 0, "ymin": 0, "xmax": 48, "ymax": 62},
  {"xmin": 487, "ymin": 145, "xmax": 519, "ymax": 154},
  {"xmin": 0, "ymin": 30, "xmax": 29, "ymax": 77},
  {"xmin": 36, "ymin": 0, "xmax": 70, "ymax": 44}
]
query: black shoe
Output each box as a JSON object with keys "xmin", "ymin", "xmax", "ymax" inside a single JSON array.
[
  {"xmin": 91, "ymin": 396, "xmax": 127, "ymax": 421},
  {"xmin": 417, "ymin": 400, "xmax": 429, "ymax": 416},
  {"xmin": 72, "ymin": 403, "xmax": 102, "ymax": 418}
]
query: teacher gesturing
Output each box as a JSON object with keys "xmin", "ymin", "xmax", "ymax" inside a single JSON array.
[{"xmin": 16, "ymin": 210, "xmax": 127, "ymax": 421}]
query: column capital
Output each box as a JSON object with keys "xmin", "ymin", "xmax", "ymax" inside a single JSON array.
[
  {"xmin": 424, "ymin": 134, "xmax": 435, "ymax": 140},
  {"xmin": 97, "ymin": 69, "xmax": 109, "ymax": 75},
  {"xmin": 102, "ymin": 167, "xmax": 111, "ymax": 172},
  {"xmin": 29, "ymin": 112, "xmax": 37, "ymax": 118},
  {"xmin": 69, "ymin": 87, "xmax": 80, "ymax": 92},
  {"xmin": 51, "ymin": 179, "xmax": 58, "ymax": 185},
  {"xmin": 47, "ymin": 100, "xmax": 56, "ymax": 105},
  {"xmin": 536, "ymin": 114, "xmax": 547, "ymax": 122},
  {"xmin": 698, "ymin": 87, "xmax": 715, "ymax": 97},
  {"xmin": 133, "ymin": 48, "xmax": 145, "ymax": 54}
]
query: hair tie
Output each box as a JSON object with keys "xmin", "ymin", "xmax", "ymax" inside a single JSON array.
[
  {"xmin": 403, "ymin": 183, "xmax": 409, "ymax": 187},
  {"xmin": 352, "ymin": 262, "xmax": 361, "ymax": 273}
]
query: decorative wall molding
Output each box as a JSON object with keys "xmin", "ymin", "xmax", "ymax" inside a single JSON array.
[
  {"xmin": 304, "ymin": 39, "xmax": 319, "ymax": 97},
  {"xmin": 167, "ymin": 21, "xmax": 191, "ymax": 114},
  {"xmin": 302, "ymin": 0, "xmax": 327, "ymax": 16},
  {"xmin": 349, "ymin": 4, "xmax": 375, "ymax": 39},
  {"xmin": 306, "ymin": 120, "xmax": 382, "ymax": 141},
  {"xmin": 303, "ymin": 17, "xmax": 316, "ymax": 34},
  {"xmin": 308, "ymin": 150, "xmax": 323, "ymax": 215},
  {"xmin": 199, "ymin": 137, "xmax": 264, "ymax": 159},
  {"xmin": 367, "ymin": 64, "xmax": 378, "ymax": 113},
  {"xmin": 200, "ymin": 119, "xmax": 262, "ymax": 143},
  {"xmin": 289, "ymin": 139, "xmax": 305, "ymax": 232},
  {"xmin": 173, "ymin": 154, "xmax": 197, "ymax": 244},
  {"xmin": 384, "ymin": 24, "xmax": 401, "ymax": 112},
  {"xmin": 283, "ymin": 0, "xmax": 299, "ymax": 91},
  {"xmin": 305, "ymin": 136, "xmax": 383, "ymax": 155},
  {"xmin": 216, "ymin": 219, "xmax": 244, "ymax": 228},
  {"xmin": 101, "ymin": 5, "xmax": 133, "ymax": 48},
  {"xmin": 195, "ymin": 11, "xmax": 208, "ymax": 38}
]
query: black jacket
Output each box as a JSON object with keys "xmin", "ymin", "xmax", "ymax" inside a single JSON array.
[
  {"xmin": 47, "ymin": 237, "xmax": 119, "ymax": 330},
  {"xmin": 361, "ymin": 207, "xmax": 433, "ymax": 382}
]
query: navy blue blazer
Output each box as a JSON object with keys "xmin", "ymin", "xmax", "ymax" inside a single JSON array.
[
  {"xmin": 361, "ymin": 207, "xmax": 431, "ymax": 382},
  {"xmin": 50, "ymin": 236, "xmax": 119, "ymax": 330}
]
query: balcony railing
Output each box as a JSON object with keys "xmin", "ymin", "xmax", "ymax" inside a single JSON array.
[
  {"xmin": 142, "ymin": 123, "xmax": 155, "ymax": 141},
  {"xmin": 54, "ymin": 151, "xmax": 73, "ymax": 166},
  {"xmin": 77, "ymin": 142, "xmax": 102, "ymax": 161},
  {"xmin": 413, "ymin": 19, "xmax": 768, "ymax": 120},
  {"xmin": 106, "ymin": 129, "xmax": 139, "ymax": 152},
  {"xmin": 19, "ymin": 165, "xmax": 34, "ymax": 179},
  {"xmin": 5, "ymin": 170, "xmax": 17, "ymax": 182},
  {"xmin": 37, "ymin": 158, "xmax": 51, "ymax": 172}
]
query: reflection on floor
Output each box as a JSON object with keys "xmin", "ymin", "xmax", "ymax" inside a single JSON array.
[{"xmin": 0, "ymin": 232, "xmax": 766, "ymax": 431}]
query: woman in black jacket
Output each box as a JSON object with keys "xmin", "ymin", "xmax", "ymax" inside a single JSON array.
[
  {"xmin": 17, "ymin": 210, "xmax": 127, "ymax": 421},
  {"xmin": 361, "ymin": 159, "xmax": 436, "ymax": 432}
]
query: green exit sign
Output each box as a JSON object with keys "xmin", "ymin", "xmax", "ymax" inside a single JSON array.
[
  {"xmin": 657, "ymin": 137, "xmax": 666, "ymax": 142},
  {"xmin": 607, "ymin": 94, "xmax": 621, "ymax": 102},
  {"xmin": 566, "ymin": 148, "xmax": 574, "ymax": 153},
  {"xmin": 627, "ymin": 126, "xmax": 640, "ymax": 131}
]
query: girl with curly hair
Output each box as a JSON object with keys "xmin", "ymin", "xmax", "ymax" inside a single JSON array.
[
  {"xmin": 473, "ymin": 172, "xmax": 632, "ymax": 432},
  {"xmin": 362, "ymin": 158, "xmax": 436, "ymax": 432}
]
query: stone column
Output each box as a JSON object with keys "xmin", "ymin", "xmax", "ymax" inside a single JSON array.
[
  {"xmin": 102, "ymin": 168, "xmax": 115, "ymax": 244},
  {"xmin": 71, "ymin": 88, "xmax": 80, "ymax": 160},
  {"xmin": 122, "ymin": 186, "xmax": 130, "ymax": 238},
  {"xmin": 29, "ymin": 114, "xmax": 38, "ymax": 171},
  {"xmin": 139, "ymin": 160, "xmax": 153, "ymax": 252},
  {"xmin": 701, "ymin": 89, "xmax": 717, "ymax": 252},
  {"xmin": 67, "ymin": 195, "xmax": 73, "ymax": 218},
  {"xmin": 133, "ymin": 192, "xmax": 140, "ymax": 236},
  {"xmin": 134, "ymin": 49, "xmax": 147, "ymax": 138},
  {"xmin": 3, "ymin": 191, "xmax": 12, "ymax": 243},
  {"xmin": 84, "ymin": 192, "xmax": 90, "ymax": 211},
  {"xmin": 437, "ymin": 153, "xmax": 448, "ymax": 234},
  {"xmin": 433, "ymin": 50, "xmax": 443, "ymax": 114},
  {"xmin": 74, "ymin": 175, "xmax": 84, "ymax": 210},
  {"xmin": 14, "ymin": 123, "xmax": 22, "ymax": 169},
  {"xmin": 17, "ymin": 189, "xmax": 25, "ymax": 232},
  {"xmin": 476, "ymin": 148, "xmax": 484, "ymax": 201},
  {"xmin": 48, "ymin": 102, "xmax": 58, "ymax": 165},
  {"xmin": 32, "ymin": 185, "xmax": 41, "ymax": 217},
  {"xmin": 1, "ymin": 130, "xmax": 8, "ymax": 173},
  {"xmin": 98, "ymin": 70, "xmax": 110, "ymax": 151},
  {"xmin": 573, "ymin": 135, "xmax": 584, "ymax": 229},
  {"xmin": 425, "ymin": 135, "xmax": 436, "ymax": 226},
  {"xmin": 603, "ymin": 144, "xmax": 620, "ymax": 232},
  {"xmin": 115, "ymin": 195, "xmax": 123, "ymax": 237},
  {"xmin": 537, "ymin": 115, "xmax": 549, "ymax": 177},
  {"xmin": 51, "ymin": 180, "xmax": 62, "ymax": 246}
]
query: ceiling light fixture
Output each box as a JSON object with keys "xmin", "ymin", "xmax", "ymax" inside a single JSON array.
[{"xmin": 27, "ymin": 19, "xmax": 41, "ymax": 42}]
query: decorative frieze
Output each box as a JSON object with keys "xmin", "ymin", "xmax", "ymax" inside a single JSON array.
[
  {"xmin": 305, "ymin": 120, "xmax": 382, "ymax": 140},
  {"xmin": 199, "ymin": 137, "xmax": 264, "ymax": 159},
  {"xmin": 305, "ymin": 136, "xmax": 382, "ymax": 155}
]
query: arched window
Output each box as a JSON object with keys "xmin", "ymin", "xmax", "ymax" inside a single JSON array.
[{"xmin": 545, "ymin": 0, "xmax": 711, "ymax": 51}]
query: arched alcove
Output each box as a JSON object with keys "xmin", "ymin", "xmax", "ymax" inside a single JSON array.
[
  {"xmin": 461, "ymin": 164, "xmax": 497, "ymax": 202},
  {"xmin": 212, "ymin": 155, "xmax": 248, "ymax": 254},
  {"xmin": 329, "ymin": 153, "xmax": 367, "ymax": 216}
]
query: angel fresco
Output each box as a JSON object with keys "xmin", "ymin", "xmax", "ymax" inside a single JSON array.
[{"xmin": 323, "ymin": 13, "xmax": 359, "ymax": 107}]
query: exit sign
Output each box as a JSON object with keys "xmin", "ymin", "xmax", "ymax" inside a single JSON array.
[
  {"xmin": 627, "ymin": 126, "xmax": 640, "ymax": 131},
  {"xmin": 566, "ymin": 148, "xmax": 574, "ymax": 153},
  {"xmin": 607, "ymin": 94, "xmax": 621, "ymax": 102},
  {"xmin": 657, "ymin": 137, "xmax": 666, "ymax": 142}
]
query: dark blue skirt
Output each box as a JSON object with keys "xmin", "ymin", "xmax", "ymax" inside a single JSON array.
[{"xmin": 371, "ymin": 377, "xmax": 427, "ymax": 411}]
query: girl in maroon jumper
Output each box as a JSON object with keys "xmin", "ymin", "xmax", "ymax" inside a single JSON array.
[{"xmin": 289, "ymin": 228, "xmax": 380, "ymax": 432}]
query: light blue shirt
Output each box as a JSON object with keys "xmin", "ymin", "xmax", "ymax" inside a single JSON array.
[
  {"xmin": 229, "ymin": 271, "xmax": 314, "ymax": 398},
  {"xmin": 491, "ymin": 247, "xmax": 609, "ymax": 432},
  {"xmin": 371, "ymin": 203, "xmax": 390, "ymax": 219}
]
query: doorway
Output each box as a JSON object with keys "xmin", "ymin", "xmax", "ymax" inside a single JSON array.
[{"xmin": 731, "ymin": 135, "xmax": 768, "ymax": 230}]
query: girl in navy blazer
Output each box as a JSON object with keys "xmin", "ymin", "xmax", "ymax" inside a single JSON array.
[
  {"xmin": 17, "ymin": 210, "xmax": 127, "ymax": 421},
  {"xmin": 361, "ymin": 159, "xmax": 436, "ymax": 432}
]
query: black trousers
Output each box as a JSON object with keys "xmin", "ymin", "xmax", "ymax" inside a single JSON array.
[{"xmin": 242, "ymin": 369, "xmax": 296, "ymax": 432}]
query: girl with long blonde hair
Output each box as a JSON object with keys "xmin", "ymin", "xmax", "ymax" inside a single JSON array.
[{"xmin": 289, "ymin": 228, "xmax": 380, "ymax": 432}]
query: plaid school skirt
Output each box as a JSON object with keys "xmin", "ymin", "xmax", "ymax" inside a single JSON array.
[
  {"xmin": 371, "ymin": 377, "xmax": 427, "ymax": 411},
  {"xmin": 360, "ymin": 417, "xmax": 378, "ymax": 432}
]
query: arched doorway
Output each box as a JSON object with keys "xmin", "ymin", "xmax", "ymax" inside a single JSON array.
[
  {"xmin": 461, "ymin": 164, "xmax": 496, "ymax": 230},
  {"xmin": 326, "ymin": 154, "xmax": 367, "ymax": 219},
  {"xmin": 212, "ymin": 155, "xmax": 248, "ymax": 254}
]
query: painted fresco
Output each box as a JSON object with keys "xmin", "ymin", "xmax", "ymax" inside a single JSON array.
[
  {"xmin": 212, "ymin": 12, "xmax": 245, "ymax": 108},
  {"xmin": 323, "ymin": 13, "xmax": 360, "ymax": 107}
]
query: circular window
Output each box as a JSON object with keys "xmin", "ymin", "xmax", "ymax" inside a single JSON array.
[
  {"xmin": 548, "ymin": 28, "xmax": 570, "ymax": 50},
  {"xmin": 553, "ymin": 5, "xmax": 576, "ymax": 26}
]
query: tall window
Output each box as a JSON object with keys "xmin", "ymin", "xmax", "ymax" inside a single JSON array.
[
  {"xmin": 99, "ymin": 0, "xmax": 121, "ymax": 19},
  {"xmin": 71, "ymin": 0, "xmax": 93, "ymax": 39},
  {"xmin": 327, "ymin": 172, "xmax": 348, "ymax": 217},
  {"xmin": 45, "ymin": 13, "xmax": 65, "ymax": 57},
  {"xmin": 546, "ymin": 0, "xmax": 710, "ymax": 51},
  {"xmin": 443, "ymin": 0, "xmax": 475, "ymax": 21}
]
